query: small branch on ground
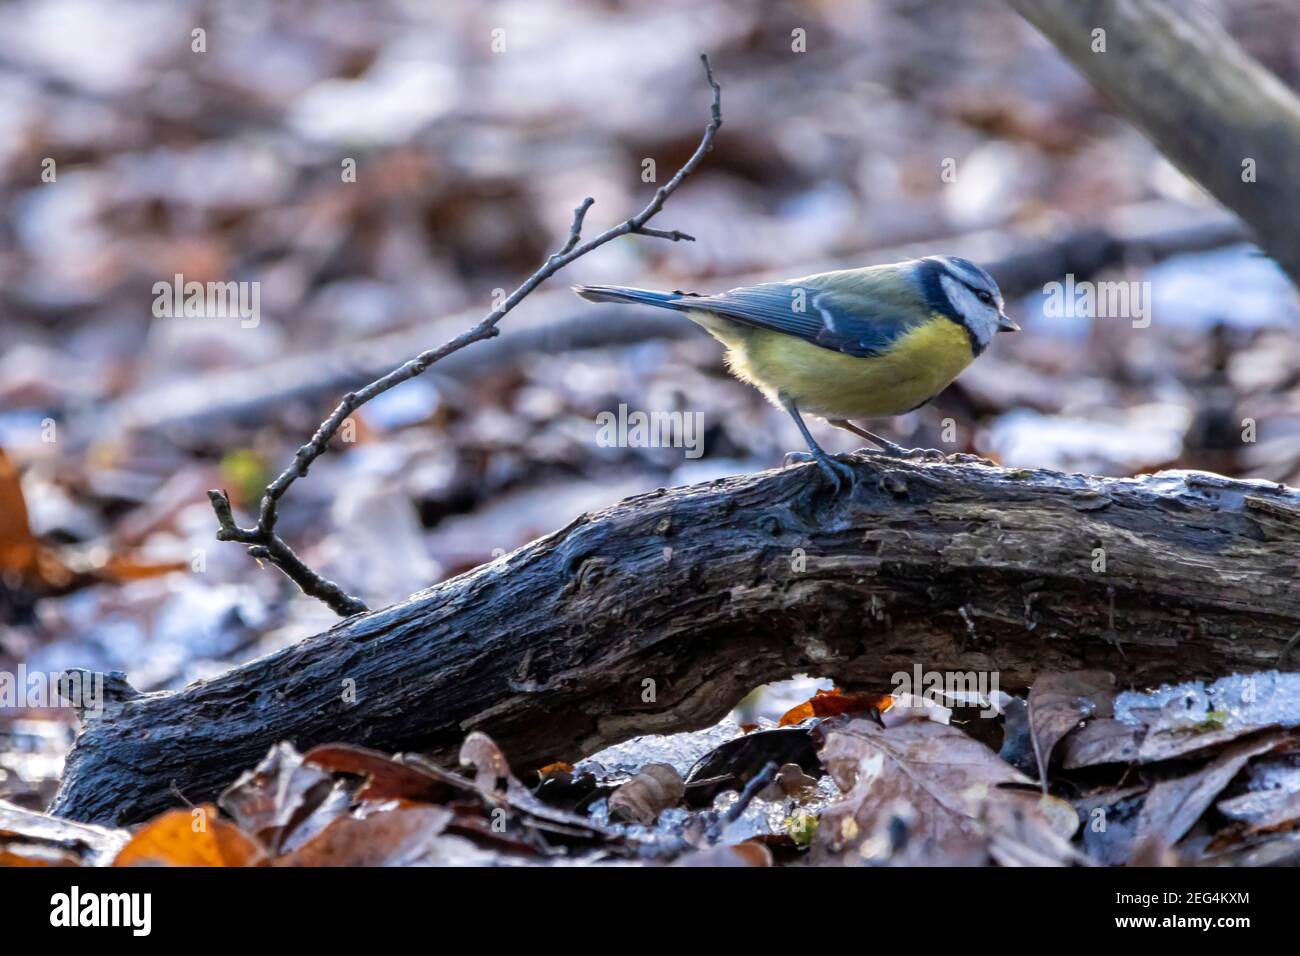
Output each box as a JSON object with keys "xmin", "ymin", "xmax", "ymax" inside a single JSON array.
[
  {"xmin": 208, "ymin": 55, "xmax": 723, "ymax": 617},
  {"xmin": 707, "ymin": 761, "xmax": 779, "ymax": 843}
]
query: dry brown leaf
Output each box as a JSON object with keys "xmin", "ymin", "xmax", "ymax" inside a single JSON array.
[
  {"xmin": 459, "ymin": 731, "xmax": 514, "ymax": 791},
  {"xmin": 1028, "ymin": 670, "xmax": 1115, "ymax": 791},
  {"xmin": 1132, "ymin": 729, "xmax": 1294, "ymax": 861},
  {"xmin": 218, "ymin": 742, "xmax": 335, "ymax": 852},
  {"xmin": 608, "ymin": 763, "xmax": 685, "ymax": 825},
  {"xmin": 1061, "ymin": 717, "xmax": 1142, "ymax": 769},
  {"xmin": 273, "ymin": 784, "xmax": 354, "ymax": 856},
  {"xmin": 304, "ymin": 743, "xmax": 464, "ymax": 804},
  {"xmin": 451, "ymin": 733, "xmax": 615, "ymax": 841},
  {"xmin": 274, "ymin": 805, "xmax": 452, "ymax": 867},
  {"xmin": 814, "ymin": 719, "xmax": 1077, "ymax": 865},
  {"xmin": 113, "ymin": 805, "xmax": 266, "ymax": 867}
]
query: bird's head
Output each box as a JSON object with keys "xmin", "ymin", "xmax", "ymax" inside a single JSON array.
[{"xmin": 919, "ymin": 255, "xmax": 1018, "ymax": 349}]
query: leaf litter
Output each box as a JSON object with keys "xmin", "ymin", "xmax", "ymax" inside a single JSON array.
[{"xmin": 1, "ymin": 669, "xmax": 1296, "ymax": 866}]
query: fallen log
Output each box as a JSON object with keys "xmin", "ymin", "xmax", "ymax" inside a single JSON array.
[{"xmin": 52, "ymin": 457, "xmax": 1300, "ymax": 824}]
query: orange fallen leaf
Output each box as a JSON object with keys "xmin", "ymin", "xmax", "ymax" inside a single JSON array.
[
  {"xmin": 778, "ymin": 688, "xmax": 893, "ymax": 727},
  {"xmin": 94, "ymin": 552, "xmax": 189, "ymax": 583},
  {"xmin": 112, "ymin": 805, "xmax": 266, "ymax": 867},
  {"xmin": 0, "ymin": 449, "xmax": 36, "ymax": 576},
  {"xmin": 0, "ymin": 448, "xmax": 187, "ymax": 594},
  {"xmin": 0, "ymin": 449, "xmax": 73, "ymax": 589},
  {"xmin": 536, "ymin": 761, "xmax": 573, "ymax": 780}
]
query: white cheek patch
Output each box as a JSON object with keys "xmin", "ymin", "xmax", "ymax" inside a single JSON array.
[{"xmin": 939, "ymin": 273, "xmax": 998, "ymax": 345}]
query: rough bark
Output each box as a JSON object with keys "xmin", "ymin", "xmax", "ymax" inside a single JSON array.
[
  {"xmin": 52, "ymin": 457, "xmax": 1300, "ymax": 824},
  {"xmin": 1009, "ymin": 0, "xmax": 1300, "ymax": 285}
]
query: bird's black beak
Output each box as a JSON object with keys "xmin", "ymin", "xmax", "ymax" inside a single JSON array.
[{"xmin": 997, "ymin": 312, "xmax": 1020, "ymax": 332}]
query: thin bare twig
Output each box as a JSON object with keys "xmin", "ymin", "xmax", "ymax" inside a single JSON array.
[
  {"xmin": 706, "ymin": 760, "xmax": 778, "ymax": 843},
  {"xmin": 209, "ymin": 55, "xmax": 723, "ymax": 617}
]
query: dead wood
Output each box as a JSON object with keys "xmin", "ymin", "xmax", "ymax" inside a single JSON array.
[{"xmin": 52, "ymin": 456, "xmax": 1300, "ymax": 824}]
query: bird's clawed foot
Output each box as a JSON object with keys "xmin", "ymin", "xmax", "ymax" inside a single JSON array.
[
  {"xmin": 780, "ymin": 399, "xmax": 858, "ymax": 494},
  {"xmin": 827, "ymin": 420, "xmax": 947, "ymax": 462},
  {"xmin": 863, "ymin": 439, "xmax": 948, "ymax": 462},
  {"xmin": 783, "ymin": 450, "xmax": 857, "ymax": 493}
]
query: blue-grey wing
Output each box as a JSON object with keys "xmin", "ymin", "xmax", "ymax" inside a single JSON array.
[{"xmin": 687, "ymin": 282, "xmax": 923, "ymax": 358}]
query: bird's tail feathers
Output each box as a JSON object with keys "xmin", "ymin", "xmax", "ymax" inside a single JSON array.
[{"xmin": 572, "ymin": 285, "xmax": 692, "ymax": 311}]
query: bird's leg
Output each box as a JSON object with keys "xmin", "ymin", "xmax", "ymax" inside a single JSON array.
[
  {"xmin": 781, "ymin": 399, "xmax": 855, "ymax": 492},
  {"xmin": 829, "ymin": 420, "xmax": 946, "ymax": 461}
]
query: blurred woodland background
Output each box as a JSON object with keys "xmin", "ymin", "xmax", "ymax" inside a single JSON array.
[{"xmin": 1, "ymin": 0, "xmax": 1299, "ymax": 812}]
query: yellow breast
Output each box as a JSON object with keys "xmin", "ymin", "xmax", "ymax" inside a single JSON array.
[{"xmin": 702, "ymin": 312, "xmax": 975, "ymax": 420}]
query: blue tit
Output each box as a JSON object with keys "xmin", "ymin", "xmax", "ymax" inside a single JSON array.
[{"xmin": 575, "ymin": 256, "xmax": 1018, "ymax": 490}]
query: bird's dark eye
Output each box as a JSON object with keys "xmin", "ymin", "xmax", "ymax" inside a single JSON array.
[{"xmin": 976, "ymin": 290, "xmax": 993, "ymax": 305}]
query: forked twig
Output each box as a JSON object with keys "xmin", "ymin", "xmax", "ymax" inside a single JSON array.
[{"xmin": 209, "ymin": 55, "xmax": 723, "ymax": 616}]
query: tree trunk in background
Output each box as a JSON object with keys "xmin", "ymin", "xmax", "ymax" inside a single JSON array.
[
  {"xmin": 1008, "ymin": 0, "xmax": 1300, "ymax": 286},
  {"xmin": 52, "ymin": 458, "xmax": 1300, "ymax": 824}
]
